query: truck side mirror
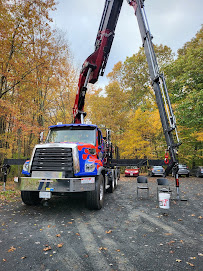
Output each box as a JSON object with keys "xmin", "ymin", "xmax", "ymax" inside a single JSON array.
[{"xmin": 39, "ymin": 132, "xmax": 44, "ymax": 143}]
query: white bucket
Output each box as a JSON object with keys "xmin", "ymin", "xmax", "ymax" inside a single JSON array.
[{"xmin": 159, "ymin": 193, "xmax": 170, "ymax": 209}]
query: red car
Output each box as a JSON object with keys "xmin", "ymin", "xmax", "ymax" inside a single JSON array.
[{"xmin": 125, "ymin": 166, "xmax": 139, "ymax": 177}]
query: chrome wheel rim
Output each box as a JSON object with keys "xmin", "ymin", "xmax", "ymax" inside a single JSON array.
[{"xmin": 100, "ymin": 183, "xmax": 104, "ymax": 201}]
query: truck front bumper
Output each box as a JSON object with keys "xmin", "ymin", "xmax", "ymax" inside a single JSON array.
[{"xmin": 15, "ymin": 177, "xmax": 95, "ymax": 193}]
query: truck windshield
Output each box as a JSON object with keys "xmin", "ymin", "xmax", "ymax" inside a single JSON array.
[{"xmin": 46, "ymin": 128, "xmax": 96, "ymax": 145}]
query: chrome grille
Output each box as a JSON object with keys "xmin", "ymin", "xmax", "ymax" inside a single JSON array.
[{"xmin": 31, "ymin": 147, "xmax": 73, "ymax": 175}]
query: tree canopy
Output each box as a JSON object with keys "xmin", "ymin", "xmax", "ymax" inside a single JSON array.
[
  {"xmin": 0, "ymin": 1, "xmax": 202, "ymax": 168},
  {"xmin": 0, "ymin": 0, "xmax": 77, "ymax": 161}
]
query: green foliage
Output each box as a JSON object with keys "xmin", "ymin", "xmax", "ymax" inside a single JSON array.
[
  {"xmin": 164, "ymin": 26, "xmax": 203, "ymax": 166},
  {"xmin": 122, "ymin": 45, "xmax": 174, "ymax": 108},
  {"xmin": 166, "ymin": 26, "xmax": 203, "ymax": 130}
]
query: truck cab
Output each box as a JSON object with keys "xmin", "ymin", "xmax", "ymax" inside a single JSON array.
[
  {"xmin": 43, "ymin": 124, "xmax": 104, "ymax": 178},
  {"xmin": 18, "ymin": 124, "xmax": 119, "ymax": 209}
]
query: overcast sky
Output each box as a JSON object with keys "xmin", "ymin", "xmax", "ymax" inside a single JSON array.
[{"xmin": 51, "ymin": 0, "xmax": 202, "ymax": 88}]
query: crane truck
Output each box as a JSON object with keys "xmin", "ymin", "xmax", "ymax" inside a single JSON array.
[{"xmin": 16, "ymin": 0, "xmax": 181, "ymax": 209}]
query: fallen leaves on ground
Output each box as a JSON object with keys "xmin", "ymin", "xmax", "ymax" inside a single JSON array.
[
  {"xmin": 43, "ymin": 246, "xmax": 51, "ymax": 251},
  {"xmin": 57, "ymin": 243, "xmax": 64, "ymax": 248},
  {"xmin": 176, "ymin": 259, "xmax": 182, "ymax": 262},
  {"xmin": 186, "ymin": 262, "xmax": 195, "ymax": 267},
  {"xmin": 8, "ymin": 246, "xmax": 16, "ymax": 252},
  {"xmin": 168, "ymin": 241, "xmax": 175, "ymax": 245},
  {"xmin": 99, "ymin": 247, "xmax": 107, "ymax": 251}
]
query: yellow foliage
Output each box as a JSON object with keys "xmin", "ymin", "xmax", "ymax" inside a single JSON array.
[
  {"xmin": 119, "ymin": 107, "xmax": 164, "ymax": 159},
  {"xmin": 193, "ymin": 131, "xmax": 203, "ymax": 142}
]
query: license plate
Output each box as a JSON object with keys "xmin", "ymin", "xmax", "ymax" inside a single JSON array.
[
  {"xmin": 81, "ymin": 177, "xmax": 95, "ymax": 184},
  {"xmin": 130, "ymin": 173, "xmax": 133, "ymax": 176},
  {"xmin": 39, "ymin": 192, "xmax": 51, "ymax": 199}
]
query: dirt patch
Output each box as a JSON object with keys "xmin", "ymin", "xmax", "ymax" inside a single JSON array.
[{"xmin": 0, "ymin": 179, "xmax": 21, "ymax": 205}]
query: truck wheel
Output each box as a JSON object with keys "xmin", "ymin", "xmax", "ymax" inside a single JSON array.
[
  {"xmin": 86, "ymin": 175, "xmax": 104, "ymax": 210},
  {"xmin": 107, "ymin": 177, "xmax": 115, "ymax": 193},
  {"xmin": 21, "ymin": 191, "xmax": 42, "ymax": 205},
  {"xmin": 115, "ymin": 172, "xmax": 118, "ymax": 189}
]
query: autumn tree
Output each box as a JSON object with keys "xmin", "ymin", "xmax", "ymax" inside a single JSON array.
[
  {"xmin": 165, "ymin": 26, "xmax": 203, "ymax": 166},
  {"xmin": 122, "ymin": 44, "xmax": 174, "ymax": 109},
  {"xmin": 0, "ymin": 0, "xmax": 57, "ymax": 99},
  {"xmin": 0, "ymin": 0, "xmax": 77, "ymax": 162},
  {"xmin": 119, "ymin": 106, "xmax": 164, "ymax": 159},
  {"xmin": 87, "ymin": 81, "xmax": 129, "ymax": 146}
]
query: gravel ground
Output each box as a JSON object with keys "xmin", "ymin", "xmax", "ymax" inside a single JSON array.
[{"xmin": 0, "ymin": 175, "xmax": 203, "ymax": 271}]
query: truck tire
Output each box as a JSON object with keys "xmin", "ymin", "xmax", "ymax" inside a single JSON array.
[
  {"xmin": 21, "ymin": 191, "xmax": 42, "ymax": 205},
  {"xmin": 107, "ymin": 170, "xmax": 118, "ymax": 192},
  {"xmin": 107, "ymin": 177, "xmax": 115, "ymax": 193},
  {"xmin": 115, "ymin": 171, "xmax": 118, "ymax": 189},
  {"xmin": 86, "ymin": 175, "xmax": 104, "ymax": 210}
]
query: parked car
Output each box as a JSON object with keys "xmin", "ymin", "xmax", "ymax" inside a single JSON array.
[
  {"xmin": 148, "ymin": 166, "xmax": 165, "ymax": 177},
  {"xmin": 172, "ymin": 164, "xmax": 190, "ymax": 177},
  {"xmin": 125, "ymin": 166, "xmax": 139, "ymax": 177},
  {"xmin": 190, "ymin": 166, "xmax": 203, "ymax": 178}
]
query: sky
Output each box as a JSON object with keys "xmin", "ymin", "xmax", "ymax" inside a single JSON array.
[{"xmin": 51, "ymin": 0, "xmax": 203, "ymax": 88}]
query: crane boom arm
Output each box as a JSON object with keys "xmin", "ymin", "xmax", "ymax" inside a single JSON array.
[
  {"xmin": 128, "ymin": 0, "xmax": 181, "ymax": 172},
  {"xmin": 73, "ymin": 0, "xmax": 124, "ymax": 124},
  {"xmin": 73, "ymin": 0, "xmax": 181, "ymax": 198}
]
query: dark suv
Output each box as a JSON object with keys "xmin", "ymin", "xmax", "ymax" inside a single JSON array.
[
  {"xmin": 172, "ymin": 164, "xmax": 190, "ymax": 177},
  {"xmin": 190, "ymin": 166, "xmax": 203, "ymax": 178}
]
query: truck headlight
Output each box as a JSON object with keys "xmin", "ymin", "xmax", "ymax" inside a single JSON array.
[
  {"xmin": 23, "ymin": 161, "xmax": 29, "ymax": 172},
  {"xmin": 85, "ymin": 162, "xmax": 96, "ymax": 172}
]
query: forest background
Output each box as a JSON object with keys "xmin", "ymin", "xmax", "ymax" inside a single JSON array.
[{"xmin": 0, "ymin": 0, "xmax": 202, "ymax": 170}]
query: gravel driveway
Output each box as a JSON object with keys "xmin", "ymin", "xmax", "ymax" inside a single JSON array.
[{"xmin": 0, "ymin": 175, "xmax": 202, "ymax": 271}]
